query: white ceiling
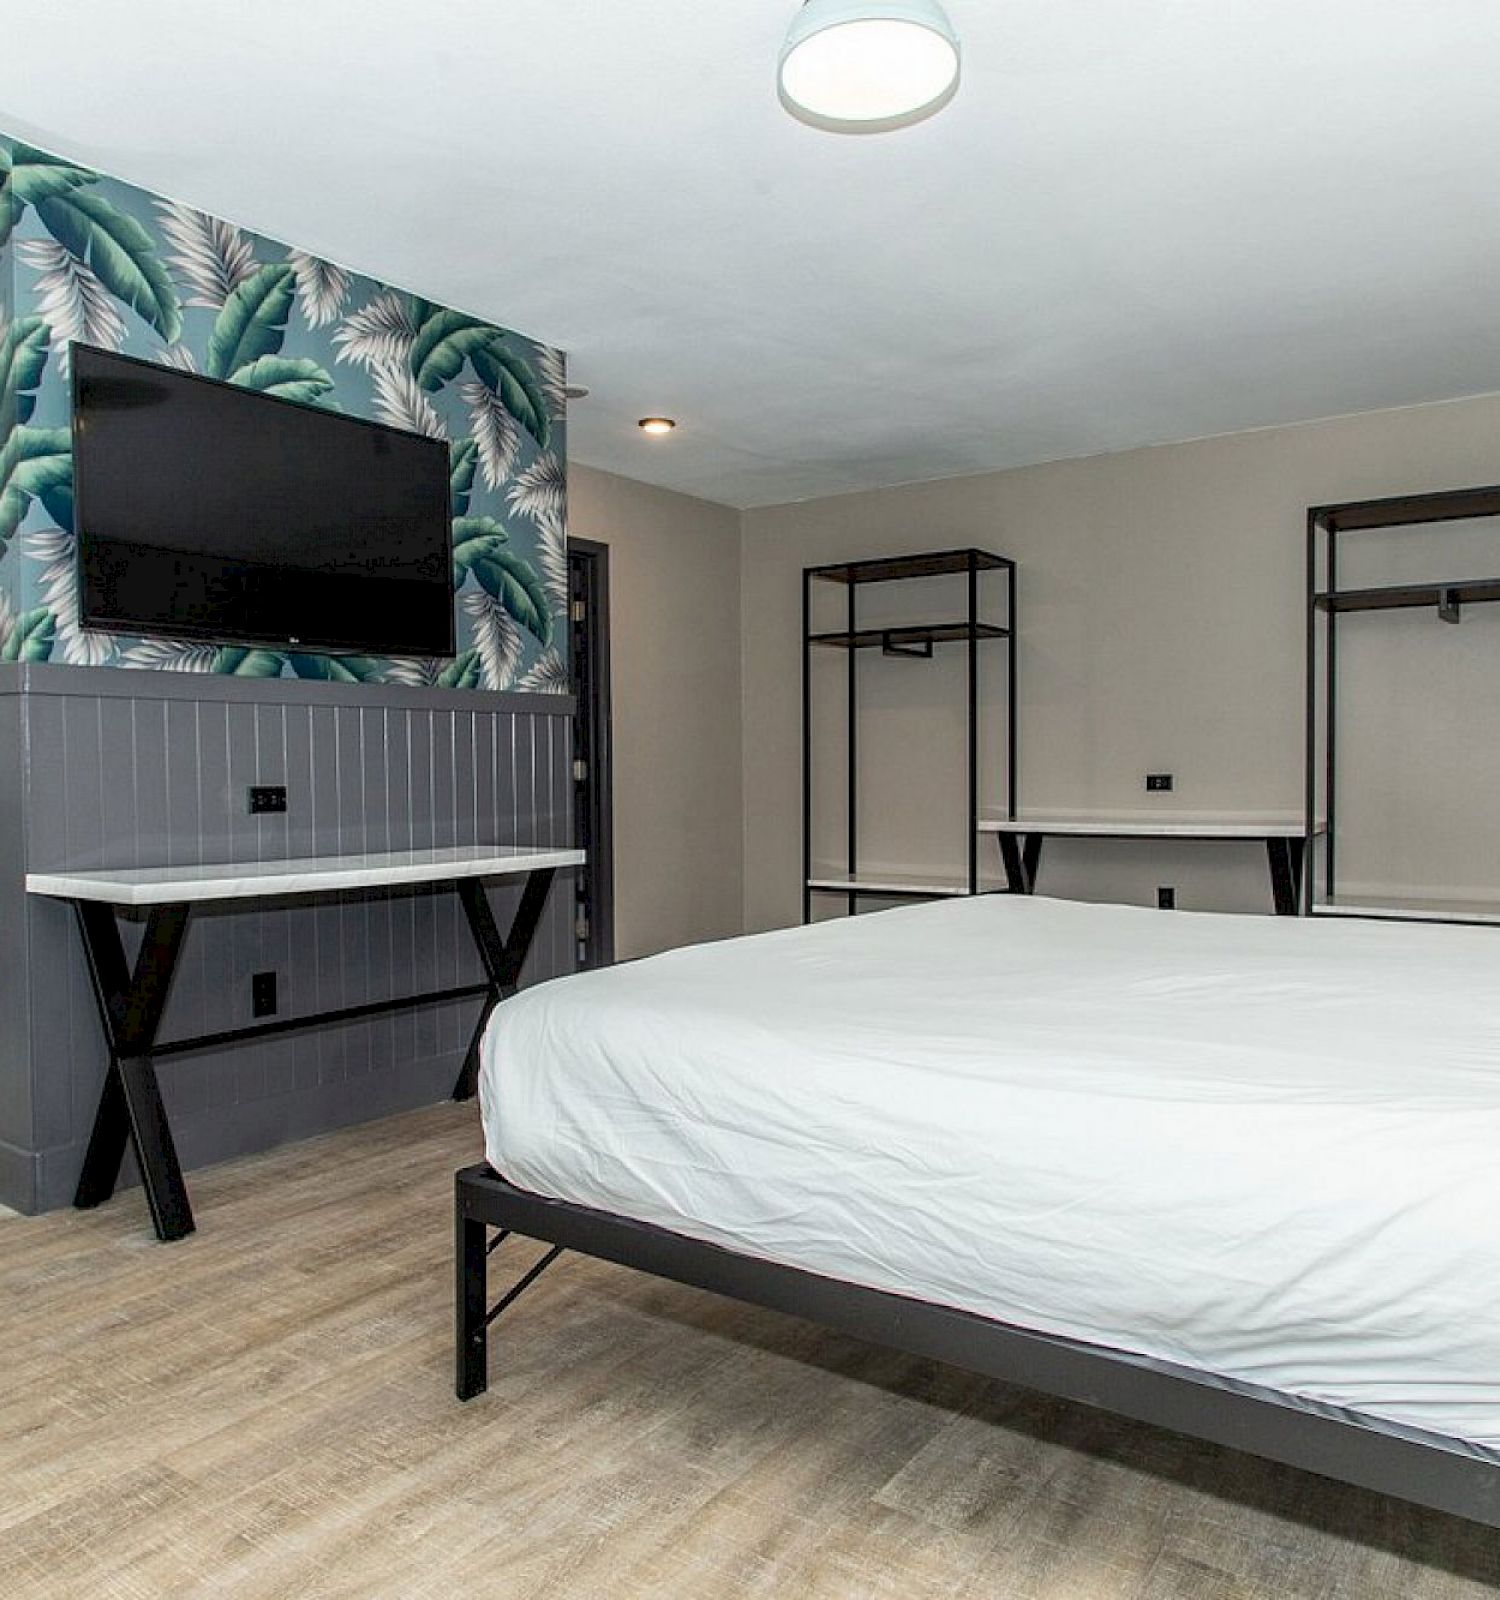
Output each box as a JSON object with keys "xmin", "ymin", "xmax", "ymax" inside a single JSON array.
[{"xmin": 4, "ymin": 2, "xmax": 1500, "ymax": 508}]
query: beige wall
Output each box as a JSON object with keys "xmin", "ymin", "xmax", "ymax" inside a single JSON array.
[
  {"xmin": 568, "ymin": 464, "xmax": 744, "ymax": 959},
  {"xmin": 742, "ymin": 393, "xmax": 1500, "ymax": 933}
]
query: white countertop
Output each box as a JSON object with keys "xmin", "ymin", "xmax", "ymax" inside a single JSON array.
[
  {"xmin": 978, "ymin": 814, "xmax": 1323, "ymax": 839},
  {"xmin": 26, "ymin": 843, "xmax": 586, "ymax": 906}
]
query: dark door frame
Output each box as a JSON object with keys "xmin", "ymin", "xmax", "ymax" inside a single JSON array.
[{"xmin": 568, "ymin": 537, "xmax": 615, "ymax": 969}]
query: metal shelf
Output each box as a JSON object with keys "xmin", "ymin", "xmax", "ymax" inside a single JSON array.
[
  {"xmin": 1308, "ymin": 484, "xmax": 1500, "ymax": 925},
  {"xmin": 1314, "ymin": 578, "xmax": 1500, "ymax": 616},
  {"xmin": 808, "ymin": 621, "xmax": 1010, "ymax": 653},
  {"xmin": 1312, "ymin": 485, "xmax": 1500, "ymax": 534},
  {"xmin": 803, "ymin": 546, "xmax": 1016, "ymax": 922},
  {"xmin": 807, "ymin": 548, "xmax": 1012, "ymax": 585},
  {"xmin": 806, "ymin": 875, "xmax": 972, "ymax": 899}
]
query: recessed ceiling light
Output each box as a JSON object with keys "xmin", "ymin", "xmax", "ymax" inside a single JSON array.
[
  {"xmin": 779, "ymin": 0, "xmax": 961, "ymax": 134},
  {"xmin": 637, "ymin": 417, "xmax": 677, "ymax": 435}
]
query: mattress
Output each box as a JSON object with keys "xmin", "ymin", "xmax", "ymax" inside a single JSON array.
[{"xmin": 480, "ymin": 894, "xmax": 1500, "ymax": 1453}]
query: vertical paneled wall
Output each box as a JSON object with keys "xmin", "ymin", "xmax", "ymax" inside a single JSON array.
[
  {"xmin": 0, "ymin": 662, "xmax": 576, "ymax": 1215},
  {"xmin": 0, "ymin": 682, "xmax": 31, "ymax": 1209}
]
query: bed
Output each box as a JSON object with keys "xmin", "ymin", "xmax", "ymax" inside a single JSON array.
[{"xmin": 455, "ymin": 894, "xmax": 1500, "ymax": 1527}]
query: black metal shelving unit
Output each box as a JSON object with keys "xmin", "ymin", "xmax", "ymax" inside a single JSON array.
[
  {"xmin": 1307, "ymin": 483, "xmax": 1500, "ymax": 923},
  {"xmin": 802, "ymin": 548, "xmax": 1016, "ymax": 922}
]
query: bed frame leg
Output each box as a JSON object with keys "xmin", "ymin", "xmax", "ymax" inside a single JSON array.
[{"xmin": 456, "ymin": 1201, "xmax": 488, "ymax": 1401}]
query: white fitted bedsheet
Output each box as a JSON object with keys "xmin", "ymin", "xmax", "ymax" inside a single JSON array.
[{"xmin": 480, "ymin": 894, "xmax": 1500, "ymax": 1452}]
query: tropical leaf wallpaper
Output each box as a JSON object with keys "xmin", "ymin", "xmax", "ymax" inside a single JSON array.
[{"xmin": 0, "ymin": 135, "xmax": 568, "ymax": 691}]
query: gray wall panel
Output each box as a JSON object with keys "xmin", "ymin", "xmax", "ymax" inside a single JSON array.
[
  {"xmin": 408, "ymin": 708, "xmax": 434, "ymax": 847},
  {"xmin": 333, "ymin": 707, "xmax": 363, "ymax": 855},
  {"xmin": 385, "ymin": 709, "xmax": 413, "ymax": 855},
  {"xmin": 60, "ymin": 696, "xmax": 103, "ymax": 871},
  {"xmin": 473, "ymin": 712, "xmax": 496, "ymax": 852},
  {"xmin": 283, "ymin": 704, "xmax": 316, "ymax": 860},
  {"xmin": 0, "ymin": 692, "xmax": 31, "ymax": 1165},
  {"xmin": 453, "ymin": 711, "xmax": 477, "ymax": 848},
  {"xmin": 22, "ymin": 690, "xmax": 67, "ymax": 871},
  {"xmin": 197, "ymin": 701, "xmax": 234, "ymax": 865},
  {"xmin": 99, "ymin": 703, "xmax": 138, "ymax": 867},
  {"xmin": 133, "ymin": 698, "xmax": 170, "ymax": 868},
  {"xmin": 431, "ymin": 710, "xmax": 456, "ymax": 850},
  {"xmin": 164, "ymin": 698, "xmax": 203, "ymax": 868},
  {"xmin": 311, "ymin": 704, "xmax": 342, "ymax": 857},
  {"xmin": 2, "ymin": 665, "xmax": 576, "ymax": 1215},
  {"xmin": 514, "ymin": 717, "xmax": 537, "ymax": 845}
]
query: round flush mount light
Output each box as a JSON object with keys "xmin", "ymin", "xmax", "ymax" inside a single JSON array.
[
  {"xmin": 778, "ymin": 0, "xmax": 961, "ymax": 134},
  {"xmin": 637, "ymin": 416, "xmax": 677, "ymax": 435}
]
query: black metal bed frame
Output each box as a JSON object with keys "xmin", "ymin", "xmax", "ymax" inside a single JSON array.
[
  {"xmin": 455, "ymin": 1162, "xmax": 1500, "ymax": 1529},
  {"xmin": 450, "ymin": 505, "xmax": 1500, "ymax": 1530}
]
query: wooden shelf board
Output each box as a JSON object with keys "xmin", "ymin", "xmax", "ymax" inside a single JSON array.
[
  {"xmin": 809, "ymin": 621, "xmax": 1009, "ymax": 650},
  {"xmin": 808, "ymin": 548, "xmax": 1011, "ymax": 585},
  {"xmin": 1314, "ymin": 579, "xmax": 1500, "ymax": 614},
  {"xmin": 807, "ymin": 875, "xmax": 973, "ymax": 898},
  {"xmin": 1314, "ymin": 485, "xmax": 1500, "ymax": 532}
]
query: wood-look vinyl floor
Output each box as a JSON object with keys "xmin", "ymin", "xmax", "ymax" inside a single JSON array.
[{"xmin": 2, "ymin": 1102, "xmax": 1497, "ymax": 1599}]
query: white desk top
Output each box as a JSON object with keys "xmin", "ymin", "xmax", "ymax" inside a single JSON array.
[
  {"xmin": 978, "ymin": 814, "xmax": 1323, "ymax": 840},
  {"xmin": 26, "ymin": 843, "xmax": 586, "ymax": 906}
]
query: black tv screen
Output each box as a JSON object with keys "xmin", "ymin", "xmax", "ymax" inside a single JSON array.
[{"xmin": 73, "ymin": 344, "xmax": 454, "ymax": 658}]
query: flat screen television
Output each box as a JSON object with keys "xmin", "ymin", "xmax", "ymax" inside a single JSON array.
[{"xmin": 73, "ymin": 344, "xmax": 454, "ymax": 658}]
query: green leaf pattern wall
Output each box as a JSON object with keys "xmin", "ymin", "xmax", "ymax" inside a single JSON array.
[{"xmin": 0, "ymin": 136, "xmax": 568, "ymax": 690}]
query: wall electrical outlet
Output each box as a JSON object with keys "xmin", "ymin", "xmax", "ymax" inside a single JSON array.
[
  {"xmin": 1145, "ymin": 773, "xmax": 1173, "ymax": 792},
  {"xmin": 249, "ymin": 785, "xmax": 288, "ymax": 815},
  {"xmin": 251, "ymin": 971, "xmax": 278, "ymax": 1017},
  {"xmin": 1157, "ymin": 886, "xmax": 1176, "ymax": 910}
]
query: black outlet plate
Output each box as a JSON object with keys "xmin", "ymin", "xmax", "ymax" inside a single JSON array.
[
  {"xmin": 249, "ymin": 785, "xmax": 288, "ymax": 815},
  {"xmin": 1157, "ymin": 886, "xmax": 1176, "ymax": 910},
  {"xmin": 1146, "ymin": 773, "xmax": 1173, "ymax": 792},
  {"xmin": 251, "ymin": 971, "xmax": 278, "ymax": 1017}
]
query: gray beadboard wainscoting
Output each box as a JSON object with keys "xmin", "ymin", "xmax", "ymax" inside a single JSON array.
[{"xmin": 0, "ymin": 663, "xmax": 576, "ymax": 1215}]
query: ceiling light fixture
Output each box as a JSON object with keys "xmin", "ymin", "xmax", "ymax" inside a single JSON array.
[
  {"xmin": 637, "ymin": 417, "xmax": 677, "ymax": 435},
  {"xmin": 778, "ymin": 0, "xmax": 961, "ymax": 134}
]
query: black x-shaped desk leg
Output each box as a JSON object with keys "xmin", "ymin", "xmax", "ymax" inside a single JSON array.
[
  {"xmin": 452, "ymin": 868, "xmax": 557, "ymax": 1101},
  {"xmin": 72, "ymin": 899, "xmax": 194, "ymax": 1241},
  {"xmin": 70, "ymin": 868, "xmax": 558, "ymax": 1237},
  {"xmin": 996, "ymin": 833, "xmax": 1043, "ymax": 895},
  {"xmin": 1265, "ymin": 837, "xmax": 1307, "ymax": 917}
]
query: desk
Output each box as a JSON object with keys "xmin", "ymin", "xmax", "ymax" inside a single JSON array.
[
  {"xmin": 26, "ymin": 844, "xmax": 584, "ymax": 1241},
  {"xmin": 977, "ymin": 817, "xmax": 1321, "ymax": 917}
]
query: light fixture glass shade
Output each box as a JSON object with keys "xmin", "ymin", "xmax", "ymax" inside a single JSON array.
[{"xmin": 779, "ymin": 0, "xmax": 961, "ymax": 133}]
